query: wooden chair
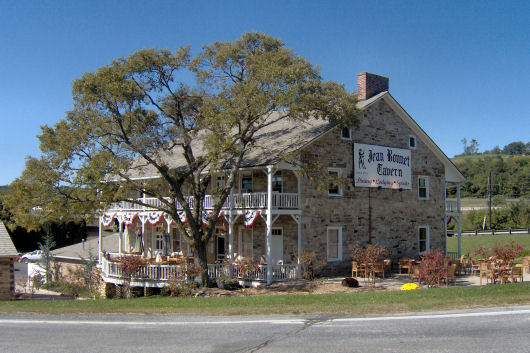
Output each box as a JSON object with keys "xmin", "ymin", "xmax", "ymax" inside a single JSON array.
[
  {"xmin": 373, "ymin": 261, "xmax": 385, "ymax": 278},
  {"xmin": 445, "ymin": 263, "xmax": 457, "ymax": 286},
  {"xmin": 351, "ymin": 261, "xmax": 365, "ymax": 278},
  {"xmin": 398, "ymin": 258, "xmax": 413, "ymax": 274},
  {"xmin": 409, "ymin": 265, "xmax": 422, "ymax": 284},
  {"xmin": 479, "ymin": 262, "xmax": 494, "ymax": 285},
  {"xmin": 470, "ymin": 258, "xmax": 480, "ymax": 276},
  {"xmin": 383, "ymin": 259, "xmax": 392, "ymax": 276},
  {"xmin": 511, "ymin": 264, "xmax": 524, "ymax": 283}
]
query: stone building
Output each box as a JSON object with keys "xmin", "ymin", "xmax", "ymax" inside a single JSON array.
[
  {"xmin": 0, "ymin": 221, "xmax": 17, "ymax": 299},
  {"xmin": 98, "ymin": 72, "xmax": 465, "ymax": 286}
]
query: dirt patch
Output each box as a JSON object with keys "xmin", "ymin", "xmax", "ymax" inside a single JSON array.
[{"xmin": 194, "ymin": 275, "xmax": 413, "ymax": 297}]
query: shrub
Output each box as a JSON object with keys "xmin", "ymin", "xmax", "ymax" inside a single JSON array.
[
  {"xmin": 350, "ymin": 242, "xmax": 387, "ymax": 286},
  {"xmin": 341, "ymin": 277, "xmax": 359, "ymax": 288},
  {"xmin": 418, "ymin": 248, "xmax": 447, "ymax": 288}
]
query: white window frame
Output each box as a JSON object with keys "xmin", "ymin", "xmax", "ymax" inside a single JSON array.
[
  {"xmin": 237, "ymin": 226, "xmax": 253, "ymax": 259},
  {"xmin": 341, "ymin": 127, "xmax": 352, "ymax": 140},
  {"xmin": 418, "ymin": 176, "xmax": 429, "ymax": 200},
  {"xmin": 418, "ymin": 226, "xmax": 430, "ymax": 254},
  {"xmin": 326, "ymin": 226, "xmax": 342, "ymax": 262},
  {"xmin": 240, "ymin": 171, "xmax": 253, "ymax": 193},
  {"xmin": 215, "ymin": 226, "xmax": 226, "ymax": 261},
  {"xmin": 409, "ymin": 135, "xmax": 417, "ymax": 149},
  {"xmin": 155, "ymin": 233, "xmax": 164, "ymax": 252},
  {"xmin": 328, "ymin": 168, "xmax": 342, "ymax": 196}
]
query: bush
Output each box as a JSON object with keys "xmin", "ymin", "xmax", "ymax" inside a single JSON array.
[
  {"xmin": 341, "ymin": 277, "xmax": 359, "ymax": 288},
  {"xmin": 43, "ymin": 280, "xmax": 87, "ymax": 297},
  {"xmin": 418, "ymin": 249, "xmax": 447, "ymax": 288}
]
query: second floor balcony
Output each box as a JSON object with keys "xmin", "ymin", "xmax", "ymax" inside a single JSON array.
[{"xmin": 107, "ymin": 192, "xmax": 300, "ymax": 212}]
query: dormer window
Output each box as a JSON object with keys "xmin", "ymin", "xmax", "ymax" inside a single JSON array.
[{"xmin": 341, "ymin": 127, "xmax": 352, "ymax": 140}]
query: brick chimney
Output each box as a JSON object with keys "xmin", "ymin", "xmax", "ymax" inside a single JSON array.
[{"xmin": 357, "ymin": 72, "xmax": 389, "ymax": 100}]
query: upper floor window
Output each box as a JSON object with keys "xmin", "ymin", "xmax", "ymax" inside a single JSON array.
[
  {"xmin": 241, "ymin": 172, "xmax": 253, "ymax": 193},
  {"xmin": 418, "ymin": 226, "xmax": 430, "ymax": 253},
  {"xmin": 216, "ymin": 175, "xmax": 225, "ymax": 188},
  {"xmin": 341, "ymin": 127, "xmax": 352, "ymax": 140},
  {"xmin": 409, "ymin": 135, "xmax": 417, "ymax": 149},
  {"xmin": 328, "ymin": 168, "xmax": 342, "ymax": 196},
  {"xmin": 272, "ymin": 171, "xmax": 282, "ymax": 192},
  {"xmin": 418, "ymin": 176, "xmax": 429, "ymax": 200}
]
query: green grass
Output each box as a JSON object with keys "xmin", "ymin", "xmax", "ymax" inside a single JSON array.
[
  {"xmin": 447, "ymin": 233, "xmax": 530, "ymax": 257},
  {"xmin": 2, "ymin": 283, "xmax": 530, "ymax": 316}
]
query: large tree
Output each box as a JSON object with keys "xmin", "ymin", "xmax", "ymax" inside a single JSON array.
[{"xmin": 5, "ymin": 32, "xmax": 358, "ymax": 283}]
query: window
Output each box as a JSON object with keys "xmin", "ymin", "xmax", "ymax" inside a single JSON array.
[
  {"xmin": 216, "ymin": 175, "xmax": 225, "ymax": 188},
  {"xmin": 418, "ymin": 226, "xmax": 430, "ymax": 253},
  {"xmin": 241, "ymin": 172, "xmax": 253, "ymax": 193},
  {"xmin": 327, "ymin": 227, "xmax": 342, "ymax": 261},
  {"xmin": 341, "ymin": 127, "xmax": 351, "ymax": 140},
  {"xmin": 155, "ymin": 233, "xmax": 164, "ymax": 252},
  {"xmin": 418, "ymin": 176, "xmax": 429, "ymax": 200},
  {"xmin": 328, "ymin": 168, "xmax": 342, "ymax": 196},
  {"xmin": 409, "ymin": 135, "xmax": 417, "ymax": 149},
  {"xmin": 272, "ymin": 171, "xmax": 282, "ymax": 192}
]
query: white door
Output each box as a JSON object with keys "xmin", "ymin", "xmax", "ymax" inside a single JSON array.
[
  {"xmin": 271, "ymin": 228, "xmax": 283, "ymax": 264},
  {"xmin": 238, "ymin": 227, "xmax": 253, "ymax": 259}
]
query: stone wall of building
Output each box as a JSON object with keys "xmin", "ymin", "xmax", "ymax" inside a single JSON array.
[
  {"xmin": 300, "ymin": 99, "xmax": 446, "ymax": 270},
  {"xmin": 0, "ymin": 257, "xmax": 14, "ymax": 299}
]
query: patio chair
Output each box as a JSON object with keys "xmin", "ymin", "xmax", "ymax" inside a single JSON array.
[
  {"xmin": 383, "ymin": 259, "xmax": 392, "ymax": 276},
  {"xmin": 409, "ymin": 265, "xmax": 422, "ymax": 283},
  {"xmin": 470, "ymin": 258, "xmax": 480, "ymax": 276},
  {"xmin": 351, "ymin": 261, "xmax": 365, "ymax": 278},
  {"xmin": 445, "ymin": 263, "xmax": 457, "ymax": 286},
  {"xmin": 511, "ymin": 265, "xmax": 524, "ymax": 283},
  {"xmin": 398, "ymin": 258, "xmax": 413, "ymax": 274},
  {"xmin": 373, "ymin": 261, "xmax": 385, "ymax": 278},
  {"xmin": 479, "ymin": 262, "xmax": 494, "ymax": 285}
]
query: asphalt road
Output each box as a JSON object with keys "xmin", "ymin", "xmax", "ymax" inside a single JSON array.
[{"xmin": 1, "ymin": 306, "xmax": 529, "ymax": 352}]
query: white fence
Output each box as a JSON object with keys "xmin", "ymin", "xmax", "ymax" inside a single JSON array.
[
  {"xmin": 101, "ymin": 257, "xmax": 299, "ymax": 286},
  {"xmin": 107, "ymin": 192, "xmax": 299, "ymax": 212}
]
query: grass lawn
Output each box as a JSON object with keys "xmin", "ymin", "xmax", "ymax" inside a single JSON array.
[
  {"xmin": 447, "ymin": 233, "xmax": 530, "ymax": 257},
  {"xmin": 1, "ymin": 283, "xmax": 530, "ymax": 316}
]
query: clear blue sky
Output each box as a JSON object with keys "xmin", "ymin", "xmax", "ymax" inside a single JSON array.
[{"xmin": 1, "ymin": 0, "xmax": 529, "ymax": 185}]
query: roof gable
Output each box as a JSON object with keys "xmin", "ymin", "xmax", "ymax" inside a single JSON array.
[{"xmin": 0, "ymin": 222, "xmax": 17, "ymax": 257}]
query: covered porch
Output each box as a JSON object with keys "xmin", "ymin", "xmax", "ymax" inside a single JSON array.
[{"xmin": 98, "ymin": 165, "xmax": 303, "ymax": 285}]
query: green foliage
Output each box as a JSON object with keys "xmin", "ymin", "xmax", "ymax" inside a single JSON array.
[
  {"xmin": 37, "ymin": 231, "xmax": 56, "ymax": 282},
  {"xmin": 451, "ymin": 155, "xmax": 529, "ymax": 198},
  {"xmin": 4, "ymin": 32, "xmax": 358, "ymax": 286},
  {"xmin": 460, "ymin": 200, "xmax": 529, "ymax": 229},
  {"xmin": 43, "ymin": 280, "xmax": 89, "ymax": 298}
]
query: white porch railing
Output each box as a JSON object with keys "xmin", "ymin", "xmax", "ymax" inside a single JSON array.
[
  {"xmin": 445, "ymin": 200, "xmax": 460, "ymax": 213},
  {"xmin": 107, "ymin": 192, "xmax": 299, "ymax": 212},
  {"xmin": 101, "ymin": 257, "xmax": 299, "ymax": 286}
]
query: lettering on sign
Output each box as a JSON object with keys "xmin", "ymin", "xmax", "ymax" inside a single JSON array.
[{"xmin": 354, "ymin": 143, "xmax": 412, "ymax": 189}]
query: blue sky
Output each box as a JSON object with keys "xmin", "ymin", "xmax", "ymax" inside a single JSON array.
[{"xmin": 1, "ymin": 0, "xmax": 529, "ymax": 185}]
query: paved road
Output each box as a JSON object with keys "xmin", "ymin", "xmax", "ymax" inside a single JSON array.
[{"xmin": 1, "ymin": 306, "xmax": 529, "ymax": 352}]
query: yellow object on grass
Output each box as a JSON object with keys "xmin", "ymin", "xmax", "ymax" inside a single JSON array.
[{"xmin": 400, "ymin": 283, "xmax": 420, "ymax": 291}]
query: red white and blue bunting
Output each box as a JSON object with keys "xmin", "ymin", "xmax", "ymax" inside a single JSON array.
[
  {"xmin": 122, "ymin": 212, "xmax": 138, "ymax": 226},
  {"xmin": 201, "ymin": 210, "xmax": 225, "ymax": 226},
  {"xmin": 244, "ymin": 210, "xmax": 260, "ymax": 229},
  {"xmin": 171, "ymin": 211, "xmax": 188, "ymax": 225},
  {"xmin": 147, "ymin": 211, "xmax": 164, "ymax": 226},
  {"xmin": 101, "ymin": 213, "xmax": 116, "ymax": 227}
]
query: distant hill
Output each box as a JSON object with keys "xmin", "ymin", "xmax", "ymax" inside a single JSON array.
[
  {"xmin": 0, "ymin": 185, "xmax": 7, "ymax": 194},
  {"xmin": 450, "ymin": 154, "xmax": 529, "ymax": 199}
]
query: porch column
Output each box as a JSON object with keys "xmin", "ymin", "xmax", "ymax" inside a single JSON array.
[
  {"xmin": 118, "ymin": 219, "xmax": 123, "ymax": 256},
  {"xmin": 266, "ymin": 166, "xmax": 273, "ymax": 285},
  {"xmin": 98, "ymin": 216, "xmax": 102, "ymax": 265},
  {"xmin": 228, "ymin": 188, "xmax": 234, "ymax": 259},
  {"xmin": 141, "ymin": 218, "xmax": 146, "ymax": 257},
  {"xmin": 457, "ymin": 183, "xmax": 462, "ymax": 258},
  {"xmin": 444, "ymin": 182, "xmax": 448, "ymax": 256}
]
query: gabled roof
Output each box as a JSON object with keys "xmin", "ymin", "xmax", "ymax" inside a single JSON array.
[
  {"xmin": 128, "ymin": 92, "xmax": 465, "ymax": 183},
  {"xmin": 0, "ymin": 221, "xmax": 17, "ymax": 257},
  {"xmin": 358, "ymin": 91, "xmax": 465, "ymax": 183},
  {"xmin": 53, "ymin": 232, "xmax": 119, "ymax": 260}
]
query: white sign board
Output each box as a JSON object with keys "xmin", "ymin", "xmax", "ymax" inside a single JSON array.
[{"xmin": 354, "ymin": 143, "xmax": 412, "ymax": 189}]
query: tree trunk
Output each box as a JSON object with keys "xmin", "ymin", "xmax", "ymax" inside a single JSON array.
[{"xmin": 194, "ymin": 240, "xmax": 209, "ymax": 286}]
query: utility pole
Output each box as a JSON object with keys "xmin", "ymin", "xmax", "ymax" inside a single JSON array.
[{"xmin": 488, "ymin": 171, "xmax": 492, "ymax": 230}]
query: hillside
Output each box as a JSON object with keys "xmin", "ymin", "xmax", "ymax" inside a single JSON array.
[{"xmin": 450, "ymin": 154, "xmax": 529, "ymax": 199}]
